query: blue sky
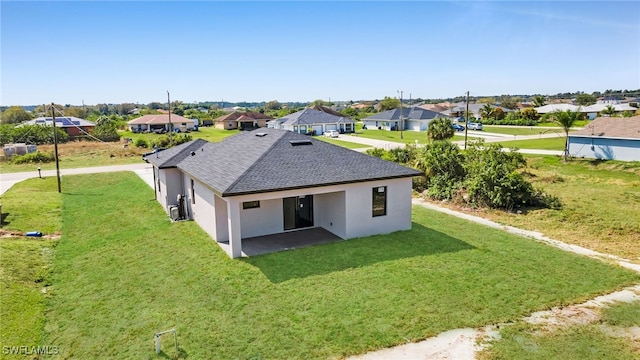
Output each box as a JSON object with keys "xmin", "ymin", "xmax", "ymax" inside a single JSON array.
[{"xmin": 2, "ymin": 1, "xmax": 639, "ymax": 106}]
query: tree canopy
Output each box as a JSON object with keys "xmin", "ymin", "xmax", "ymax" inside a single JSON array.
[
  {"xmin": 427, "ymin": 117, "xmax": 454, "ymax": 141},
  {"xmin": 378, "ymin": 96, "xmax": 401, "ymax": 111},
  {"xmin": 0, "ymin": 106, "xmax": 33, "ymax": 124}
]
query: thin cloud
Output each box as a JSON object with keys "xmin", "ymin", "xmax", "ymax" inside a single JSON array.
[{"xmin": 507, "ymin": 8, "xmax": 639, "ymax": 31}]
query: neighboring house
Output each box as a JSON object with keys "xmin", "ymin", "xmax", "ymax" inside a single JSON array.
[
  {"xmin": 144, "ymin": 128, "xmax": 422, "ymax": 258},
  {"xmin": 416, "ymin": 103, "xmax": 447, "ymax": 113},
  {"xmin": 268, "ymin": 108, "xmax": 354, "ymax": 135},
  {"xmin": 213, "ymin": 111, "xmax": 272, "ymax": 130},
  {"xmin": 442, "ymin": 103, "xmax": 513, "ymax": 119},
  {"xmin": 362, "ymin": 106, "xmax": 449, "ymax": 131},
  {"xmin": 534, "ymin": 104, "xmax": 581, "ymax": 114},
  {"xmin": 568, "ymin": 116, "xmax": 640, "ymax": 162},
  {"xmin": 127, "ymin": 114, "xmax": 196, "ymax": 133},
  {"xmin": 22, "ymin": 116, "xmax": 95, "ymax": 137},
  {"xmin": 582, "ymin": 103, "xmax": 637, "ymax": 119}
]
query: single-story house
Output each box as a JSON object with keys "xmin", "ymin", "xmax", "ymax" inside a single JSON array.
[
  {"xmin": 582, "ymin": 104, "xmax": 637, "ymax": 119},
  {"xmin": 441, "ymin": 103, "xmax": 513, "ymax": 120},
  {"xmin": 127, "ymin": 114, "xmax": 196, "ymax": 133},
  {"xmin": 144, "ymin": 128, "xmax": 422, "ymax": 258},
  {"xmin": 22, "ymin": 116, "xmax": 95, "ymax": 137},
  {"xmin": 213, "ymin": 111, "xmax": 272, "ymax": 130},
  {"xmin": 362, "ymin": 106, "xmax": 449, "ymax": 131},
  {"xmin": 568, "ymin": 116, "xmax": 640, "ymax": 162},
  {"xmin": 267, "ymin": 108, "xmax": 354, "ymax": 135}
]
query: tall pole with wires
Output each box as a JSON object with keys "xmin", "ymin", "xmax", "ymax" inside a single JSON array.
[
  {"xmin": 464, "ymin": 91, "xmax": 470, "ymax": 150},
  {"xmin": 51, "ymin": 103, "xmax": 61, "ymax": 193},
  {"xmin": 397, "ymin": 90, "xmax": 404, "ymax": 139},
  {"xmin": 167, "ymin": 91, "xmax": 173, "ymax": 147}
]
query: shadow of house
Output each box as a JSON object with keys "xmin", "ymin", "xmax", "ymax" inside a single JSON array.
[{"xmin": 243, "ymin": 222, "xmax": 475, "ymax": 283}]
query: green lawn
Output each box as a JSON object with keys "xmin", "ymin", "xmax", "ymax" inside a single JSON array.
[
  {"xmin": 16, "ymin": 172, "xmax": 633, "ymax": 359},
  {"xmin": 493, "ymin": 136, "xmax": 566, "ymax": 151},
  {"xmin": 314, "ymin": 136, "xmax": 371, "ymax": 149},
  {"xmin": 354, "ymin": 127, "xmax": 431, "ymax": 145},
  {"xmin": 483, "ymin": 125, "xmax": 564, "ymax": 136},
  {"xmin": 477, "ymin": 156, "xmax": 640, "ymax": 261},
  {"xmin": 119, "ymin": 126, "xmax": 239, "ymax": 144}
]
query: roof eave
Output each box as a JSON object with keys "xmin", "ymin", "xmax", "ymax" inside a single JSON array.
[{"xmin": 220, "ymin": 173, "xmax": 424, "ymax": 197}]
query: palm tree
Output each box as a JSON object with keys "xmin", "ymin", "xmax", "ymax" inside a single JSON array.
[
  {"xmin": 551, "ymin": 110, "xmax": 581, "ymax": 161},
  {"xmin": 427, "ymin": 117, "xmax": 455, "ymax": 141},
  {"xmin": 601, "ymin": 105, "xmax": 616, "ymax": 117},
  {"xmin": 533, "ymin": 96, "xmax": 546, "ymax": 107},
  {"xmin": 479, "ymin": 104, "xmax": 493, "ymax": 120}
]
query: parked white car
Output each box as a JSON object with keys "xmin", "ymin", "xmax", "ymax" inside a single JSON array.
[
  {"xmin": 324, "ymin": 130, "xmax": 339, "ymax": 138},
  {"xmin": 467, "ymin": 122, "xmax": 483, "ymax": 130}
]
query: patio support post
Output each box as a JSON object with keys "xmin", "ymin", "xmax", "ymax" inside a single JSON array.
[{"xmin": 227, "ymin": 199, "xmax": 242, "ymax": 258}]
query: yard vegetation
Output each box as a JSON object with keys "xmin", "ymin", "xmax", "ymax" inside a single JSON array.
[
  {"xmin": 0, "ymin": 173, "xmax": 637, "ymax": 358},
  {"xmin": 479, "ymin": 300, "xmax": 640, "ymax": 359}
]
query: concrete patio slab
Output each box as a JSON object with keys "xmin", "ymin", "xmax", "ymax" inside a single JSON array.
[{"xmin": 239, "ymin": 227, "xmax": 343, "ymax": 256}]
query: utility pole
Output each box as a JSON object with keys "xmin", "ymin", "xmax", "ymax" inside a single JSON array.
[
  {"xmin": 51, "ymin": 103, "xmax": 62, "ymax": 193},
  {"xmin": 464, "ymin": 91, "xmax": 469, "ymax": 150},
  {"xmin": 397, "ymin": 90, "xmax": 404, "ymax": 139},
  {"xmin": 82, "ymin": 99, "xmax": 86, "ymax": 119},
  {"xmin": 167, "ymin": 91, "xmax": 173, "ymax": 147}
]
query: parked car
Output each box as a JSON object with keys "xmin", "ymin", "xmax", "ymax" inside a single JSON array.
[
  {"xmin": 467, "ymin": 122, "xmax": 483, "ymax": 130},
  {"xmin": 452, "ymin": 123, "xmax": 465, "ymax": 132},
  {"xmin": 324, "ymin": 130, "xmax": 339, "ymax": 138}
]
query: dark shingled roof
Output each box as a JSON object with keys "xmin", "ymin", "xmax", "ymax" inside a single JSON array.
[
  {"xmin": 175, "ymin": 128, "xmax": 422, "ymax": 196},
  {"xmin": 276, "ymin": 108, "xmax": 353, "ymax": 126},
  {"xmin": 144, "ymin": 138, "xmax": 209, "ymax": 168},
  {"xmin": 363, "ymin": 106, "xmax": 448, "ymax": 121}
]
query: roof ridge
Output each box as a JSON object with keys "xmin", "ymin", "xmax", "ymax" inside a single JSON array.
[{"xmin": 221, "ymin": 130, "xmax": 288, "ymax": 194}]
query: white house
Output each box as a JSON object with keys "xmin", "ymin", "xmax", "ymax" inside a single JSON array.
[
  {"xmin": 362, "ymin": 107, "xmax": 449, "ymax": 131},
  {"xmin": 568, "ymin": 116, "xmax": 640, "ymax": 162},
  {"xmin": 267, "ymin": 108, "xmax": 354, "ymax": 135},
  {"xmin": 144, "ymin": 128, "xmax": 422, "ymax": 258},
  {"xmin": 127, "ymin": 114, "xmax": 196, "ymax": 133}
]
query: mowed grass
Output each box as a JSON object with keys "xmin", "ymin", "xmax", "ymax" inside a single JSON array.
[
  {"xmin": 472, "ymin": 156, "xmax": 640, "ymax": 260},
  {"xmin": 482, "ymin": 125, "xmax": 564, "ymax": 136},
  {"xmin": 39, "ymin": 172, "xmax": 639, "ymax": 359},
  {"xmin": 0, "ymin": 177, "xmax": 62, "ymax": 234},
  {"xmin": 493, "ymin": 136, "xmax": 566, "ymax": 151},
  {"xmin": 0, "ymin": 127, "xmax": 239, "ymax": 174},
  {"xmin": 0, "ymin": 238, "xmax": 57, "ymax": 359},
  {"xmin": 0, "ymin": 178, "xmax": 60, "ymax": 359},
  {"xmin": 0, "ymin": 142, "xmax": 146, "ymax": 174},
  {"xmin": 314, "ymin": 136, "xmax": 371, "ymax": 149}
]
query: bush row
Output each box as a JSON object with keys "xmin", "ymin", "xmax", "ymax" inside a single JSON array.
[{"xmin": 367, "ymin": 141, "xmax": 561, "ymax": 210}]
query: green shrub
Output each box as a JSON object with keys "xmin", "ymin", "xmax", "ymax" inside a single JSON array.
[
  {"xmin": 11, "ymin": 151, "xmax": 56, "ymax": 164},
  {"xmin": 134, "ymin": 138, "xmax": 149, "ymax": 148},
  {"xmin": 414, "ymin": 141, "xmax": 465, "ymax": 200}
]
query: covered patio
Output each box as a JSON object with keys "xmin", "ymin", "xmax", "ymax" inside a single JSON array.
[{"xmin": 217, "ymin": 227, "xmax": 343, "ymax": 257}]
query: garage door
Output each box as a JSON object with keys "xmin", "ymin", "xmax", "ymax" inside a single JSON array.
[
  {"xmin": 312, "ymin": 125, "xmax": 323, "ymax": 135},
  {"xmin": 325, "ymin": 124, "xmax": 338, "ymax": 131}
]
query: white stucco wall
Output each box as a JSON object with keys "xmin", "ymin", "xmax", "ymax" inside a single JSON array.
[
  {"xmin": 229, "ymin": 177, "xmax": 412, "ymax": 240},
  {"xmin": 240, "ymin": 198, "xmax": 283, "ymax": 238},
  {"xmin": 343, "ymin": 177, "xmax": 413, "ymax": 239},
  {"xmin": 569, "ymin": 137, "xmax": 640, "ymax": 162},
  {"xmin": 157, "ymin": 168, "xmax": 183, "ymax": 213},
  {"xmin": 314, "ymin": 191, "xmax": 347, "ymax": 238},
  {"xmin": 182, "ymin": 174, "xmax": 218, "ymax": 242}
]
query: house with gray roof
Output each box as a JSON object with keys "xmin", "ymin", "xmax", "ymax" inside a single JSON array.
[
  {"xmin": 144, "ymin": 128, "xmax": 422, "ymax": 258},
  {"xmin": 267, "ymin": 108, "xmax": 354, "ymax": 135},
  {"xmin": 362, "ymin": 106, "xmax": 449, "ymax": 131},
  {"xmin": 568, "ymin": 116, "xmax": 640, "ymax": 161}
]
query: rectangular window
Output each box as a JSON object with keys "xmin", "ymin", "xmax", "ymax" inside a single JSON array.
[
  {"xmin": 242, "ymin": 201, "xmax": 260, "ymax": 209},
  {"xmin": 372, "ymin": 186, "xmax": 387, "ymax": 217},
  {"xmin": 191, "ymin": 179, "xmax": 195, "ymax": 204}
]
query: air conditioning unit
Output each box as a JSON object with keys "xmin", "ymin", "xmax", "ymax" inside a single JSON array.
[{"xmin": 169, "ymin": 205, "xmax": 180, "ymax": 221}]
